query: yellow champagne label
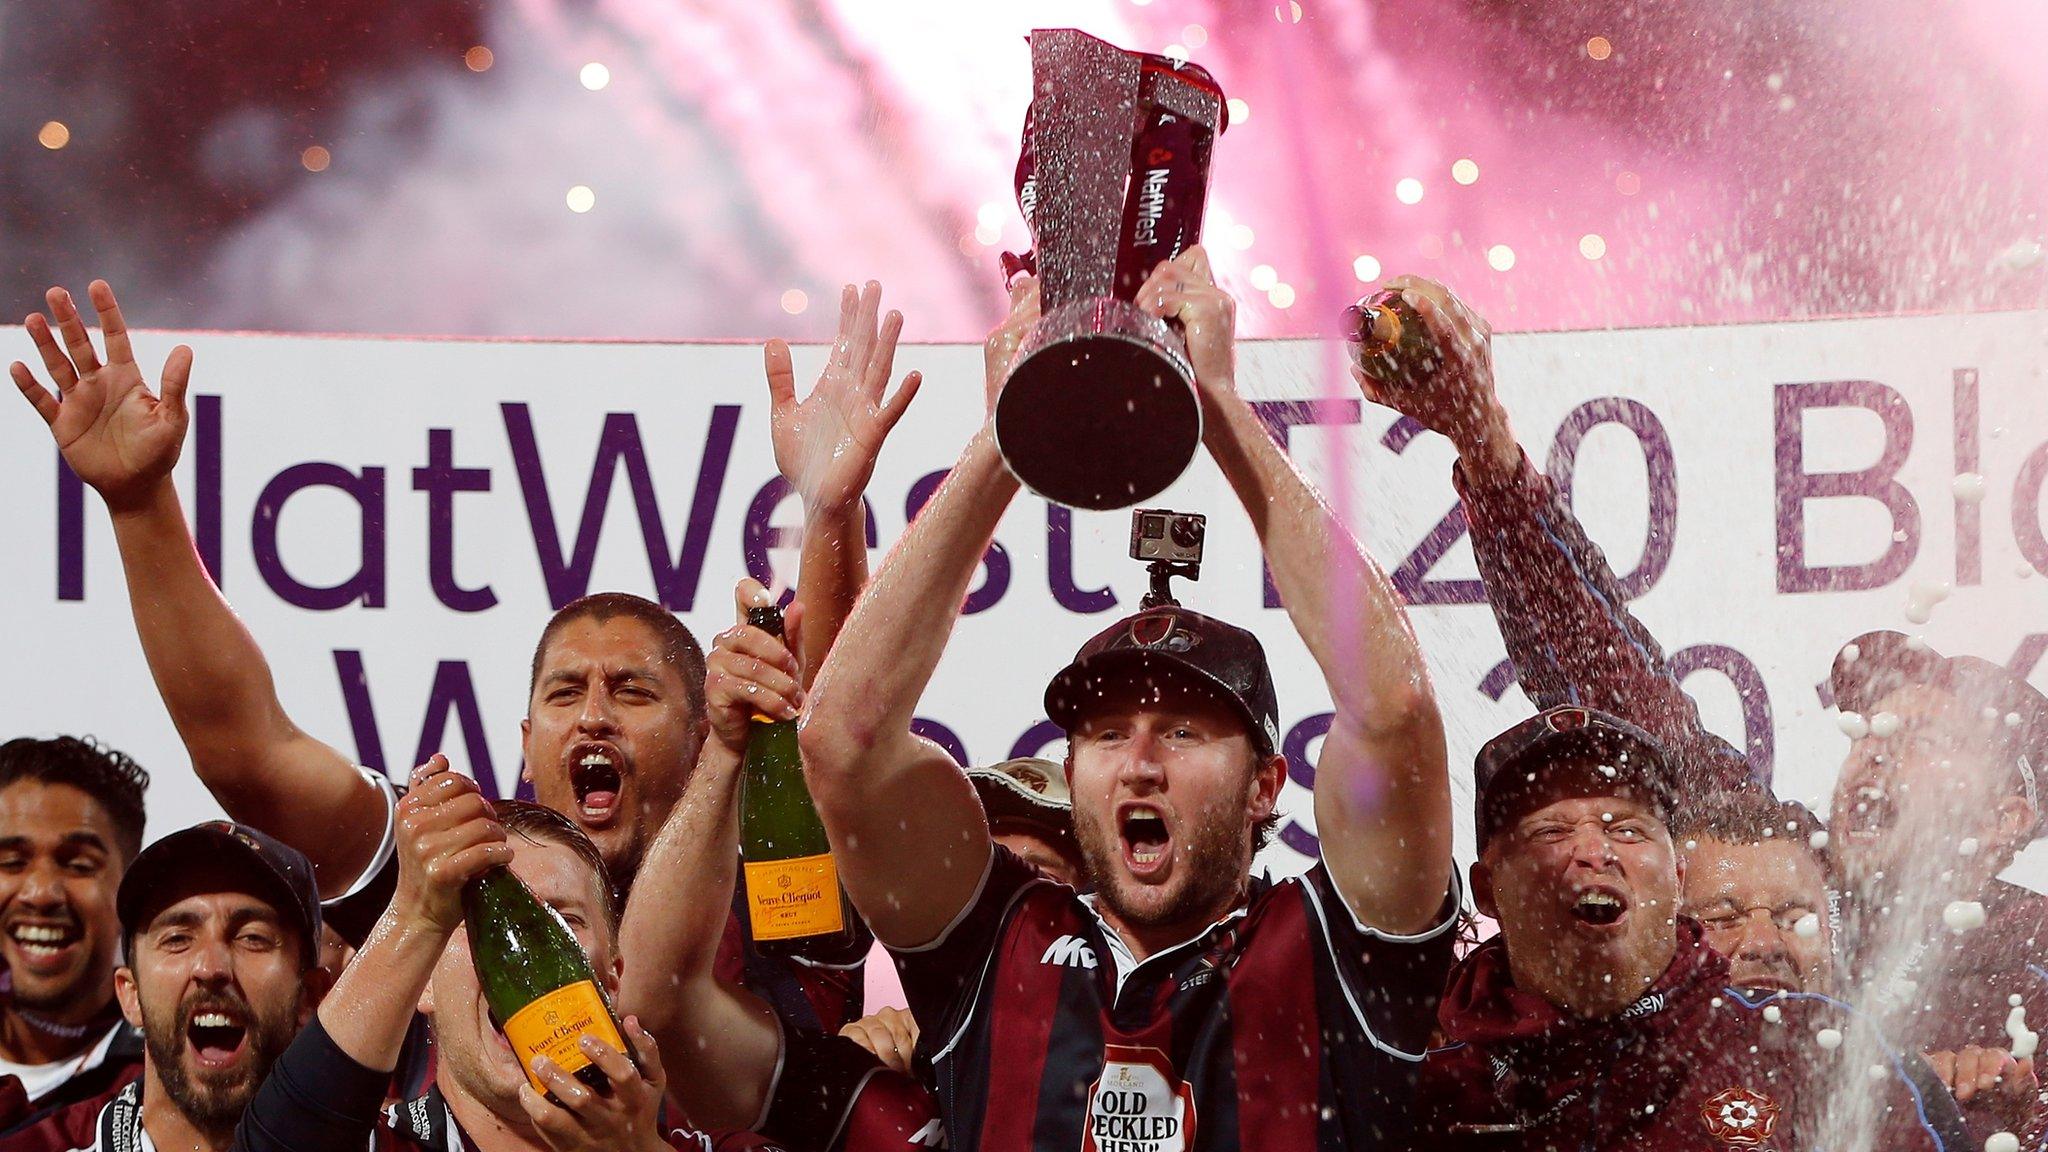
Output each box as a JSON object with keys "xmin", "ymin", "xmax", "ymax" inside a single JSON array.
[
  {"xmin": 743, "ymin": 852, "xmax": 846, "ymax": 940},
  {"xmin": 502, "ymin": 981, "xmax": 624, "ymax": 1094}
]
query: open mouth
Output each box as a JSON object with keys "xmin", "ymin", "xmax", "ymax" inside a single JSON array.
[
  {"xmin": 185, "ymin": 1005, "xmax": 250, "ymax": 1070},
  {"xmin": 1569, "ymin": 888, "xmax": 1629, "ymax": 928},
  {"xmin": 1732, "ymin": 972, "xmax": 1799, "ymax": 994},
  {"xmin": 570, "ymin": 745, "xmax": 625, "ymax": 825},
  {"xmin": 1119, "ymin": 805, "xmax": 1171, "ymax": 877},
  {"xmin": 6, "ymin": 922, "xmax": 82, "ymax": 969}
]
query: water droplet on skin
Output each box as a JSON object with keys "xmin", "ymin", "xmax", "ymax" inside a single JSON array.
[
  {"xmin": 1837, "ymin": 711, "xmax": 1869, "ymax": 738},
  {"xmin": 1601, "ymin": 812, "xmax": 1614, "ymax": 823},
  {"xmin": 1816, "ymin": 1027, "xmax": 1843, "ymax": 1050},
  {"xmin": 1685, "ymin": 839, "xmax": 1698, "ymax": 851},
  {"xmin": 1869, "ymin": 712, "xmax": 1902, "ymax": 738},
  {"xmin": 1794, "ymin": 913, "xmax": 1821, "ymax": 939},
  {"xmin": 2007, "ymin": 712, "xmax": 2025, "ymax": 728},
  {"xmin": 1809, "ymin": 830, "xmax": 1830, "ymax": 851}
]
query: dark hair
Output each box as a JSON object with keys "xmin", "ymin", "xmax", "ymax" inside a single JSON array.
[
  {"xmin": 0, "ymin": 736, "xmax": 149, "ymax": 859},
  {"xmin": 491, "ymin": 799, "xmax": 621, "ymax": 931},
  {"xmin": 1672, "ymin": 785, "xmax": 1826, "ymax": 861},
  {"xmin": 528, "ymin": 593, "xmax": 707, "ymax": 723}
]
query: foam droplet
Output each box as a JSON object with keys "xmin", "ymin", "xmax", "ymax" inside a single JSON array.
[
  {"xmin": 1794, "ymin": 913, "xmax": 1821, "ymax": 939},
  {"xmin": 1840, "ymin": 643, "xmax": 1862, "ymax": 663},
  {"xmin": 1685, "ymin": 839, "xmax": 1699, "ymax": 851},
  {"xmin": 1952, "ymin": 472, "xmax": 1988, "ymax": 504},
  {"xmin": 1816, "ymin": 1027, "xmax": 1843, "ymax": 1050},
  {"xmin": 1986, "ymin": 1133, "xmax": 2021, "ymax": 1152},
  {"xmin": 1763, "ymin": 1004, "xmax": 1783, "ymax": 1023},
  {"xmin": 1809, "ymin": 830, "xmax": 1830, "ymax": 851},
  {"xmin": 2007, "ymin": 712, "xmax": 2025, "ymax": 729},
  {"xmin": 1837, "ymin": 711, "xmax": 1870, "ymax": 739},
  {"xmin": 2007, "ymin": 1000, "xmax": 2039, "ymax": 1059},
  {"xmin": 1868, "ymin": 1063, "xmax": 1890, "ymax": 1081},
  {"xmin": 1944, "ymin": 900, "xmax": 1988, "ymax": 934},
  {"xmin": 1869, "ymin": 712, "xmax": 1902, "ymax": 738},
  {"xmin": 1958, "ymin": 838, "xmax": 1981, "ymax": 857}
]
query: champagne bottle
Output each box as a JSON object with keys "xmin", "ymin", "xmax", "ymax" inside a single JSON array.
[
  {"xmin": 1343, "ymin": 288, "xmax": 1443, "ymax": 390},
  {"xmin": 464, "ymin": 865, "xmax": 632, "ymax": 1099},
  {"xmin": 739, "ymin": 603, "xmax": 859, "ymax": 958}
]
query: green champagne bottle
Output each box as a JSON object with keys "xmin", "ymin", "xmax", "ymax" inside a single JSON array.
[
  {"xmin": 463, "ymin": 865, "xmax": 632, "ymax": 1098},
  {"xmin": 1343, "ymin": 288, "xmax": 1444, "ymax": 390},
  {"xmin": 739, "ymin": 603, "xmax": 859, "ymax": 958}
]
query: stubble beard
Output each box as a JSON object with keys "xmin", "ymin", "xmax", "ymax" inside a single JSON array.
[{"xmin": 1075, "ymin": 800, "xmax": 1253, "ymax": 937}]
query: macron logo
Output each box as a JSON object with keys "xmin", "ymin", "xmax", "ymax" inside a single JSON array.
[
  {"xmin": 1041, "ymin": 935, "xmax": 1098, "ymax": 969},
  {"xmin": 906, "ymin": 1118, "xmax": 948, "ymax": 1147}
]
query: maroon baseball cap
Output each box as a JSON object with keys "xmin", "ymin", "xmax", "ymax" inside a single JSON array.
[
  {"xmin": 1472, "ymin": 705, "xmax": 1677, "ymax": 853},
  {"xmin": 118, "ymin": 821, "xmax": 322, "ymax": 954},
  {"xmin": 1044, "ymin": 605, "xmax": 1281, "ymax": 754}
]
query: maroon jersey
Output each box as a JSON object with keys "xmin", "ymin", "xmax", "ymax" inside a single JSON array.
[
  {"xmin": 891, "ymin": 845, "xmax": 1460, "ymax": 1151},
  {"xmin": 1414, "ymin": 919, "xmax": 1968, "ymax": 1150}
]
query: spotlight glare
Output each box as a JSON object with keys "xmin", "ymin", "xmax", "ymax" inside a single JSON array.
[
  {"xmin": 580, "ymin": 62, "xmax": 611, "ymax": 91},
  {"xmin": 1395, "ymin": 177, "xmax": 1424, "ymax": 204},
  {"xmin": 566, "ymin": 185, "xmax": 596, "ymax": 213}
]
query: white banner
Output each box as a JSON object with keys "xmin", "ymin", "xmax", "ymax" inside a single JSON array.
[{"xmin": 3, "ymin": 311, "xmax": 2046, "ymax": 883}]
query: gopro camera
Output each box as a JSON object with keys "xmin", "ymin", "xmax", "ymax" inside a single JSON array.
[
  {"xmin": 1130, "ymin": 508, "xmax": 1206, "ymax": 567},
  {"xmin": 1130, "ymin": 508, "xmax": 1205, "ymax": 608}
]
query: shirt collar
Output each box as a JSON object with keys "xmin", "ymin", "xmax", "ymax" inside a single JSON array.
[{"xmin": 1078, "ymin": 893, "xmax": 1252, "ymax": 1000}]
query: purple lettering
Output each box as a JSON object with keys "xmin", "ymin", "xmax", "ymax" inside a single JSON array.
[
  {"xmin": 501, "ymin": 402, "xmax": 740, "ymax": 610},
  {"xmin": 2013, "ymin": 439, "xmax": 2048, "ymax": 578},
  {"xmin": 1954, "ymin": 369, "xmax": 1981, "ymax": 586},
  {"xmin": 253, "ymin": 463, "xmax": 387, "ymax": 610},
  {"xmin": 334, "ymin": 649, "xmax": 390, "ymax": 777},
  {"xmin": 412, "ymin": 428, "xmax": 497, "ymax": 613},
  {"xmin": 1774, "ymin": 380, "xmax": 1919, "ymax": 593},
  {"xmin": 195, "ymin": 394, "xmax": 223, "ymax": 587},
  {"xmin": 906, "ymin": 469, "xmax": 1010, "ymax": 615},
  {"xmin": 1546, "ymin": 397, "xmax": 1677, "ymax": 599},
  {"xmin": 413, "ymin": 660, "xmax": 502, "ymax": 797},
  {"xmin": 1254, "ymin": 399, "xmax": 1363, "ymax": 608},
  {"xmin": 56, "ymin": 454, "xmax": 83, "ymax": 600},
  {"xmin": 1277, "ymin": 711, "xmax": 1333, "ymax": 857},
  {"xmin": 741, "ymin": 476, "xmax": 877, "ymax": 606},
  {"xmin": 909, "ymin": 718, "xmax": 968, "ymax": 768},
  {"xmin": 1008, "ymin": 720, "xmax": 1067, "ymax": 762},
  {"xmin": 1048, "ymin": 505, "xmax": 1116, "ymax": 614},
  {"xmin": 1380, "ymin": 414, "xmax": 1487, "ymax": 606},
  {"xmin": 1669, "ymin": 644, "xmax": 1774, "ymax": 778}
]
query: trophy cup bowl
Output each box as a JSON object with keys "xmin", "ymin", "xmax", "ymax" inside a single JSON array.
[{"xmin": 995, "ymin": 296, "xmax": 1201, "ymax": 512}]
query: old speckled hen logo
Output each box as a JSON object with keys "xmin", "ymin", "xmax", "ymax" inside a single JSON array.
[{"xmin": 1700, "ymin": 1086, "xmax": 1779, "ymax": 1147}]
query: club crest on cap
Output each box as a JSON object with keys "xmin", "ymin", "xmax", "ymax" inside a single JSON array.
[
  {"xmin": 1546, "ymin": 707, "xmax": 1591, "ymax": 733},
  {"xmin": 1128, "ymin": 613, "xmax": 1200, "ymax": 653},
  {"xmin": 1010, "ymin": 764, "xmax": 1052, "ymax": 794}
]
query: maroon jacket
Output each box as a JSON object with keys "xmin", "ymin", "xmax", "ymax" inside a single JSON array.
[{"xmin": 1413, "ymin": 919, "xmax": 1968, "ymax": 1151}]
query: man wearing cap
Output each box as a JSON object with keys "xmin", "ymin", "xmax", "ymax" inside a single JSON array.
[
  {"xmin": 5, "ymin": 821, "xmax": 327, "ymax": 1152},
  {"xmin": 1415, "ymin": 704, "xmax": 1967, "ymax": 1150},
  {"xmin": 802, "ymin": 248, "xmax": 1459, "ymax": 1148},
  {"xmin": 966, "ymin": 758, "xmax": 1083, "ymax": 889},
  {"xmin": 1349, "ymin": 276, "xmax": 2048, "ymax": 1102}
]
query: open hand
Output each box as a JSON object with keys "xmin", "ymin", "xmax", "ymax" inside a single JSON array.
[
  {"xmin": 1926, "ymin": 1044, "xmax": 2038, "ymax": 1133},
  {"xmin": 765, "ymin": 282, "xmax": 921, "ymax": 514},
  {"xmin": 11, "ymin": 281, "xmax": 193, "ymax": 513}
]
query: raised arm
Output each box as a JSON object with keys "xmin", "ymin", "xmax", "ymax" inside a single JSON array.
[
  {"xmin": 765, "ymin": 281, "xmax": 922, "ymax": 686},
  {"xmin": 1357, "ymin": 276, "xmax": 1755, "ymax": 799},
  {"xmin": 797, "ymin": 278, "xmax": 1041, "ymax": 949},
  {"xmin": 1140, "ymin": 249, "xmax": 1452, "ymax": 934},
  {"xmin": 10, "ymin": 281, "xmax": 385, "ymax": 897},
  {"xmin": 235, "ymin": 757, "xmax": 510, "ymax": 1152},
  {"xmin": 615, "ymin": 581, "xmax": 792, "ymax": 1132}
]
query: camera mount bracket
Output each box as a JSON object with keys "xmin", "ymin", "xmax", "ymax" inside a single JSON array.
[{"xmin": 1141, "ymin": 559, "xmax": 1199, "ymax": 609}]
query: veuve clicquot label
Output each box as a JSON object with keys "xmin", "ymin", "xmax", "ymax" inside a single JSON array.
[
  {"xmin": 463, "ymin": 864, "xmax": 635, "ymax": 1098},
  {"xmin": 502, "ymin": 980, "xmax": 626, "ymax": 1094},
  {"xmin": 743, "ymin": 852, "xmax": 846, "ymax": 940},
  {"xmin": 739, "ymin": 602, "xmax": 858, "ymax": 958}
]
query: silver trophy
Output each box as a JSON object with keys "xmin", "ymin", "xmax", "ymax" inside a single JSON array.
[{"xmin": 993, "ymin": 29, "xmax": 1227, "ymax": 511}]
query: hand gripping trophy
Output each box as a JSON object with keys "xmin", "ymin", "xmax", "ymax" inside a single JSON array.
[{"xmin": 993, "ymin": 29, "xmax": 1229, "ymax": 511}]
